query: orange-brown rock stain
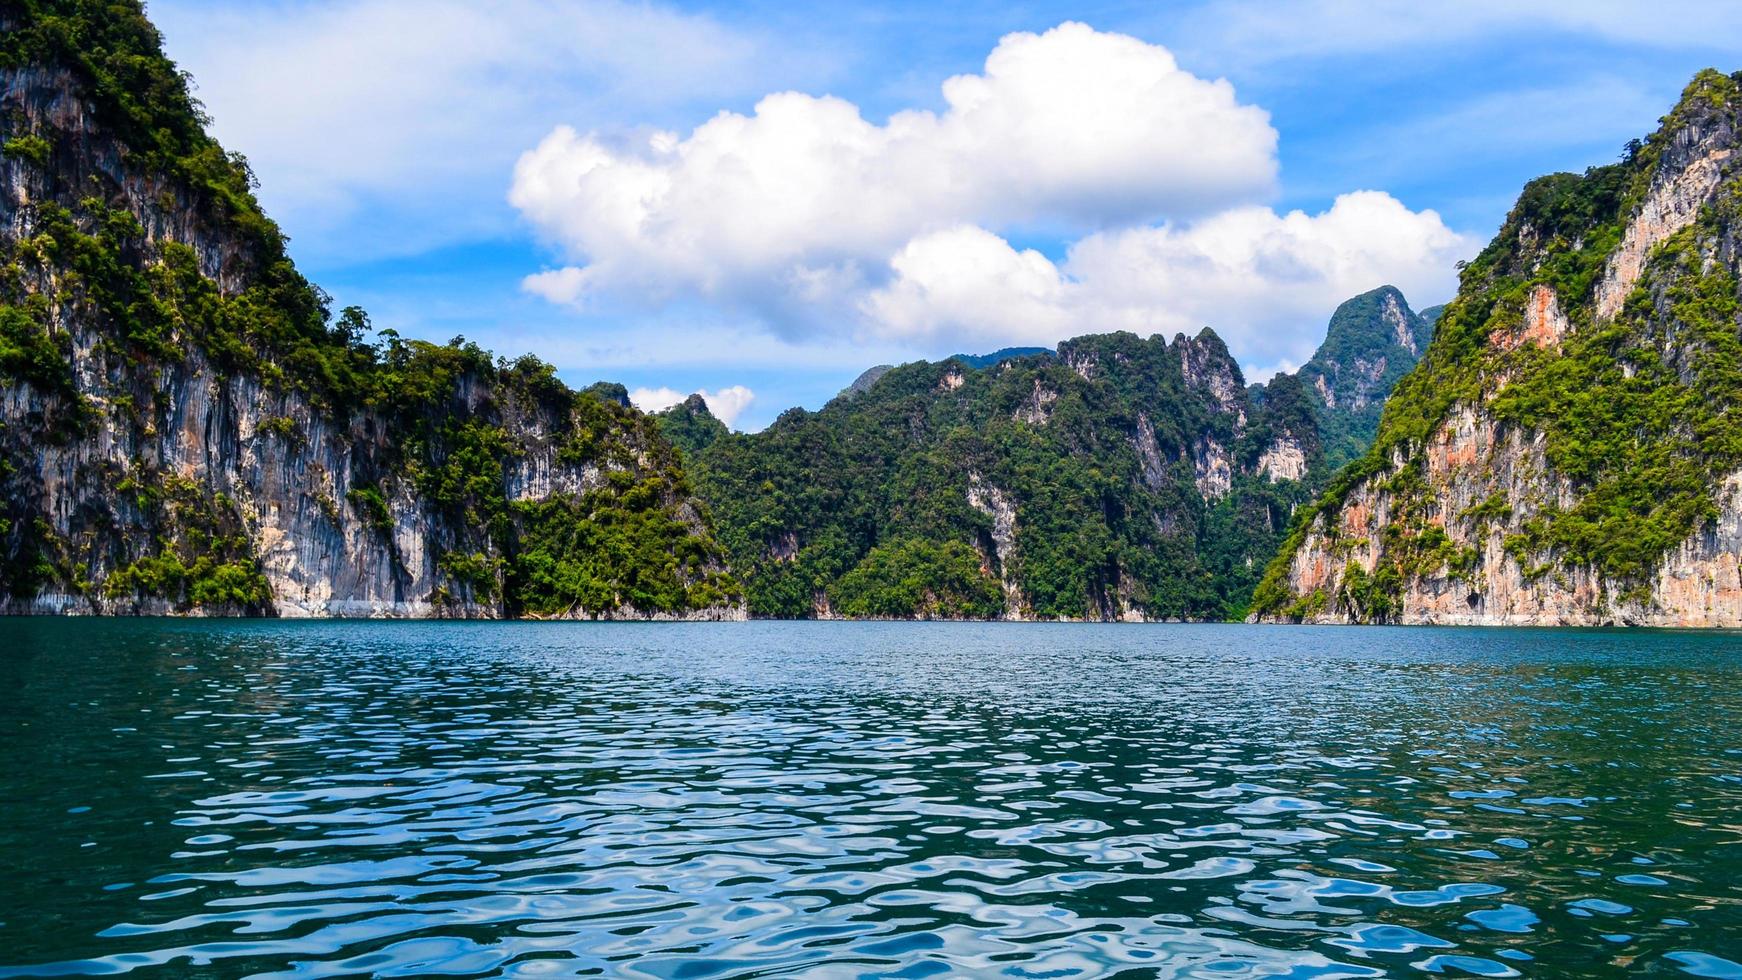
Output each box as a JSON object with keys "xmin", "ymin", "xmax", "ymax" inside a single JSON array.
[{"xmin": 1491, "ymin": 285, "xmax": 1567, "ymax": 351}]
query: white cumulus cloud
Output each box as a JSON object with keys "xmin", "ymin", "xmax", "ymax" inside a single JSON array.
[
  {"xmin": 864, "ymin": 192, "xmax": 1472, "ymax": 371},
  {"xmin": 864, "ymin": 226, "xmax": 1076, "ymax": 343},
  {"xmin": 511, "ymin": 23, "xmax": 1276, "ymax": 315},
  {"xmin": 629, "ymin": 385, "xmax": 756, "ymax": 429},
  {"xmin": 511, "ymin": 20, "xmax": 1474, "ymax": 371}
]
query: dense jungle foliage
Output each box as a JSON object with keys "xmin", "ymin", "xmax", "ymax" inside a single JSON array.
[
  {"xmin": 0, "ymin": 0, "xmax": 735, "ymax": 614},
  {"xmin": 1296, "ymin": 286, "xmax": 1438, "ymax": 469},
  {"xmin": 673, "ymin": 296, "xmax": 1434, "ymax": 620},
  {"xmin": 1253, "ymin": 70, "xmax": 1742, "ymax": 618}
]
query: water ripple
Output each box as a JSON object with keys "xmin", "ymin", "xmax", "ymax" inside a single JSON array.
[{"xmin": 1, "ymin": 621, "xmax": 1740, "ymax": 978}]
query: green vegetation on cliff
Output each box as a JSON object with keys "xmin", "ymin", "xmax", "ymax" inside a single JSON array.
[
  {"xmin": 656, "ymin": 394, "xmax": 730, "ymax": 460},
  {"xmin": 100, "ymin": 473, "xmax": 272, "ymax": 612},
  {"xmin": 1255, "ymin": 69, "xmax": 1742, "ymax": 618},
  {"xmin": 673, "ymin": 332, "xmax": 1324, "ymax": 621},
  {"xmin": 1, "ymin": 0, "xmax": 280, "ymax": 249},
  {"xmin": 657, "ymin": 282, "xmax": 1434, "ymax": 621},
  {"xmin": 1, "ymin": 0, "xmax": 374, "ymax": 410},
  {"xmin": 828, "ymin": 538, "xmax": 1005, "ymax": 619},
  {"xmin": 0, "ymin": 0, "xmax": 735, "ymax": 615},
  {"xmin": 1296, "ymin": 285, "xmax": 1436, "ymax": 468}
]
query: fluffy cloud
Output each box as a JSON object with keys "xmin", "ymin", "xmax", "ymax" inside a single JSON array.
[
  {"xmin": 863, "ymin": 227, "xmax": 1076, "ymax": 343},
  {"xmin": 629, "ymin": 385, "xmax": 756, "ymax": 428},
  {"xmin": 511, "ymin": 23, "xmax": 1276, "ymax": 315},
  {"xmin": 865, "ymin": 192, "xmax": 1471, "ymax": 373},
  {"xmin": 511, "ymin": 21, "xmax": 1474, "ymax": 370}
]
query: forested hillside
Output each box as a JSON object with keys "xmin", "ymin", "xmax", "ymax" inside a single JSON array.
[
  {"xmin": 1257, "ymin": 70, "xmax": 1742, "ymax": 626},
  {"xmin": 1297, "ymin": 286, "xmax": 1439, "ymax": 468},
  {"xmin": 673, "ymin": 289, "xmax": 1436, "ymax": 620},
  {"xmin": 0, "ymin": 0, "xmax": 738, "ymax": 617}
]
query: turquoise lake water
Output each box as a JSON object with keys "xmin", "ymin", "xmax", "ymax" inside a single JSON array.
[{"xmin": 1, "ymin": 620, "xmax": 1739, "ymax": 978}]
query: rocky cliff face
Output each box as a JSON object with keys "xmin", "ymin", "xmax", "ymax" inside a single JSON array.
[
  {"xmin": 679, "ymin": 315, "xmax": 1392, "ymax": 621},
  {"xmin": 0, "ymin": 5, "xmax": 739, "ymax": 618},
  {"xmin": 1295, "ymin": 285, "xmax": 1436, "ymax": 468},
  {"xmin": 1256, "ymin": 70, "xmax": 1742, "ymax": 626}
]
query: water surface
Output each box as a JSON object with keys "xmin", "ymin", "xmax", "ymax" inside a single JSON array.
[{"xmin": 1, "ymin": 621, "xmax": 1739, "ymax": 977}]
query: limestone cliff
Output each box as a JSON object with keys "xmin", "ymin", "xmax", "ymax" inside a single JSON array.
[
  {"xmin": 0, "ymin": 4, "xmax": 739, "ymax": 618},
  {"xmin": 681, "ymin": 323, "xmax": 1370, "ymax": 622},
  {"xmin": 1295, "ymin": 285, "xmax": 1437, "ymax": 468},
  {"xmin": 1255, "ymin": 70, "xmax": 1742, "ymax": 626}
]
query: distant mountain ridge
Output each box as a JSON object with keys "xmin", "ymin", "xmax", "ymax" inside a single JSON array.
[
  {"xmin": 1296, "ymin": 286, "xmax": 1437, "ymax": 468},
  {"xmin": 948, "ymin": 347, "xmax": 1054, "ymax": 370},
  {"xmin": 667, "ymin": 288, "xmax": 1436, "ymax": 620}
]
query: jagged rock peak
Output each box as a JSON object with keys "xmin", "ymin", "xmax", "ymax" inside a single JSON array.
[
  {"xmin": 1171, "ymin": 328, "xmax": 1245, "ymax": 415},
  {"xmin": 1592, "ymin": 71, "xmax": 1740, "ymax": 319},
  {"xmin": 1285, "ymin": 285, "xmax": 1437, "ymax": 468},
  {"xmin": 583, "ymin": 381, "xmax": 632, "ymax": 408},
  {"xmin": 654, "ymin": 392, "xmax": 729, "ymax": 458},
  {"xmin": 1297, "ymin": 286, "xmax": 1431, "ymax": 406},
  {"xmin": 839, "ymin": 364, "xmax": 893, "ymax": 400}
]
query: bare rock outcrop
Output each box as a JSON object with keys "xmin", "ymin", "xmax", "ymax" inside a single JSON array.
[{"xmin": 1258, "ymin": 70, "xmax": 1742, "ymax": 627}]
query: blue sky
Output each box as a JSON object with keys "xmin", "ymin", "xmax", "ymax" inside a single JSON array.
[{"xmin": 149, "ymin": 0, "xmax": 1740, "ymax": 430}]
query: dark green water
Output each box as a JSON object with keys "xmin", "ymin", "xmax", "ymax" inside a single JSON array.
[{"xmin": 1, "ymin": 621, "xmax": 1740, "ymax": 978}]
